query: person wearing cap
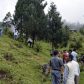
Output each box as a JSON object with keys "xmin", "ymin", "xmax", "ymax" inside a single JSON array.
[{"xmin": 49, "ymin": 50, "xmax": 64, "ymax": 84}]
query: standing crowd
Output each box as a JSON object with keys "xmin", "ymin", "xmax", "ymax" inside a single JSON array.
[{"xmin": 48, "ymin": 48, "xmax": 80, "ymax": 84}]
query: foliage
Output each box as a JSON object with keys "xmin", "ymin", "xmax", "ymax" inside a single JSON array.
[
  {"xmin": 3, "ymin": 27, "xmax": 14, "ymax": 38},
  {"xmin": 2, "ymin": 12, "xmax": 12, "ymax": 28},
  {"xmin": 47, "ymin": 2, "xmax": 63, "ymax": 48},
  {"xmin": 0, "ymin": 35, "xmax": 51, "ymax": 84},
  {"xmin": 14, "ymin": 42, "xmax": 23, "ymax": 48},
  {"xmin": 69, "ymin": 32, "xmax": 83, "ymax": 49},
  {"xmin": 13, "ymin": 1, "xmax": 70, "ymax": 49},
  {"xmin": 79, "ymin": 27, "xmax": 84, "ymax": 35},
  {"xmin": 14, "ymin": 0, "xmax": 47, "ymax": 44},
  {"xmin": 34, "ymin": 42, "xmax": 42, "ymax": 52},
  {"xmin": 60, "ymin": 25, "xmax": 70, "ymax": 47},
  {"xmin": 0, "ymin": 35, "xmax": 84, "ymax": 84},
  {"xmin": 69, "ymin": 41, "xmax": 82, "ymax": 49}
]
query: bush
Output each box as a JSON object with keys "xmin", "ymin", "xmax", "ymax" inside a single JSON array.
[
  {"xmin": 3, "ymin": 52, "xmax": 15, "ymax": 61},
  {"xmin": 0, "ymin": 68, "xmax": 13, "ymax": 80},
  {"xmin": 34, "ymin": 42, "xmax": 42, "ymax": 52},
  {"xmin": 3, "ymin": 28, "xmax": 13, "ymax": 38},
  {"xmin": 69, "ymin": 40, "xmax": 82, "ymax": 49},
  {"xmin": 14, "ymin": 42, "xmax": 23, "ymax": 48},
  {"xmin": 80, "ymin": 28, "xmax": 84, "ymax": 35}
]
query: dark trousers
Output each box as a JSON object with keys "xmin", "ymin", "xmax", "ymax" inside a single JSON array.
[
  {"xmin": 74, "ymin": 75, "xmax": 79, "ymax": 84},
  {"xmin": 51, "ymin": 70, "xmax": 61, "ymax": 84}
]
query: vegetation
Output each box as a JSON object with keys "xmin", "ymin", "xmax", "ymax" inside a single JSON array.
[
  {"xmin": 0, "ymin": 0, "xmax": 84, "ymax": 84},
  {"xmin": 14, "ymin": 0, "xmax": 47, "ymax": 44},
  {"xmin": 2, "ymin": 12, "xmax": 12, "ymax": 28},
  {"xmin": 0, "ymin": 34, "xmax": 84, "ymax": 84},
  {"xmin": 13, "ymin": 0, "xmax": 69, "ymax": 48},
  {"xmin": 47, "ymin": 2, "xmax": 63, "ymax": 48},
  {"xmin": 0, "ymin": 35, "xmax": 51, "ymax": 84}
]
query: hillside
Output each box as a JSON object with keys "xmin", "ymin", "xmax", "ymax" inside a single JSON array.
[
  {"xmin": 0, "ymin": 35, "xmax": 84, "ymax": 84},
  {"xmin": 0, "ymin": 35, "xmax": 51, "ymax": 84}
]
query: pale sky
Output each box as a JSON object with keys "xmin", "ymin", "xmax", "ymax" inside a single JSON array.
[{"xmin": 0, "ymin": 0, "xmax": 84, "ymax": 24}]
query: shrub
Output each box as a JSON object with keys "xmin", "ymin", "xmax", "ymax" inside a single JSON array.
[
  {"xmin": 80, "ymin": 28, "xmax": 84, "ymax": 35},
  {"xmin": 14, "ymin": 42, "xmax": 23, "ymax": 48},
  {"xmin": 0, "ymin": 68, "xmax": 13, "ymax": 80},
  {"xmin": 34, "ymin": 42, "xmax": 42, "ymax": 52},
  {"xmin": 3, "ymin": 28, "xmax": 13, "ymax": 38},
  {"xmin": 69, "ymin": 40, "xmax": 82, "ymax": 49},
  {"xmin": 3, "ymin": 52, "xmax": 15, "ymax": 61},
  {"xmin": 8, "ymin": 31, "xmax": 14, "ymax": 38}
]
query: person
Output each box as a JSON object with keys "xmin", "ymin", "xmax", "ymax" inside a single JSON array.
[
  {"xmin": 63, "ymin": 52, "xmax": 69, "ymax": 84},
  {"xmin": 68, "ymin": 49, "xmax": 72, "ymax": 55},
  {"xmin": 64, "ymin": 54, "xmax": 80, "ymax": 84},
  {"xmin": 64, "ymin": 54, "xmax": 75, "ymax": 84},
  {"xmin": 14, "ymin": 29, "xmax": 18, "ymax": 40},
  {"xmin": 49, "ymin": 50, "xmax": 64, "ymax": 84},
  {"xmin": 27, "ymin": 37, "xmax": 33, "ymax": 47},
  {"xmin": 72, "ymin": 58, "xmax": 80, "ymax": 84},
  {"xmin": 71, "ymin": 48, "xmax": 78, "ymax": 61},
  {"xmin": 63, "ymin": 52, "xmax": 69, "ymax": 64}
]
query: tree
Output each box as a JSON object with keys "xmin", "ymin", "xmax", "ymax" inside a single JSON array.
[
  {"xmin": 3, "ymin": 12, "xmax": 12, "ymax": 28},
  {"xmin": 79, "ymin": 26, "xmax": 84, "ymax": 35},
  {"xmin": 47, "ymin": 2, "xmax": 63, "ymax": 48},
  {"xmin": 14, "ymin": 0, "xmax": 47, "ymax": 45},
  {"xmin": 61, "ymin": 25, "xmax": 70, "ymax": 47}
]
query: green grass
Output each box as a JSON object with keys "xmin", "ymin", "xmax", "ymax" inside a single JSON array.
[
  {"xmin": 79, "ymin": 72, "xmax": 84, "ymax": 84},
  {"xmin": 0, "ymin": 35, "xmax": 51, "ymax": 84},
  {"xmin": 0, "ymin": 35, "xmax": 84, "ymax": 84}
]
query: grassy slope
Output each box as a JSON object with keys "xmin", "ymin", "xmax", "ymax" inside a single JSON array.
[
  {"xmin": 0, "ymin": 35, "xmax": 51, "ymax": 84},
  {"xmin": 0, "ymin": 35, "xmax": 84, "ymax": 84}
]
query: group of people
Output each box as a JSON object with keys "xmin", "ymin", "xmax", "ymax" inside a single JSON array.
[{"xmin": 48, "ymin": 48, "xmax": 80, "ymax": 84}]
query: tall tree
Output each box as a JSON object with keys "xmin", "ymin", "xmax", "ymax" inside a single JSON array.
[
  {"xmin": 47, "ymin": 2, "xmax": 63, "ymax": 48},
  {"xmin": 61, "ymin": 25, "xmax": 70, "ymax": 47},
  {"xmin": 3, "ymin": 12, "xmax": 12, "ymax": 28},
  {"xmin": 14, "ymin": 0, "xmax": 47, "ymax": 44}
]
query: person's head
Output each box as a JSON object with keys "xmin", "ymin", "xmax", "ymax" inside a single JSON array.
[
  {"xmin": 53, "ymin": 50, "xmax": 59, "ymax": 56},
  {"xmin": 63, "ymin": 52, "xmax": 69, "ymax": 62},
  {"xmin": 73, "ymin": 48, "xmax": 76, "ymax": 51},
  {"xmin": 66, "ymin": 54, "xmax": 73, "ymax": 62},
  {"xmin": 69, "ymin": 54, "xmax": 73, "ymax": 61},
  {"xmin": 58, "ymin": 51, "xmax": 62, "ymax": 57},
  {"xmin": 68, "ymin": 49, "xmax": 72, "ymax": 53}
]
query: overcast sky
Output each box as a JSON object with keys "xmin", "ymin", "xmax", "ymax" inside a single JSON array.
[{"xmin": 0, "ymin": 0, "xmax": 84, "ymax": 24}]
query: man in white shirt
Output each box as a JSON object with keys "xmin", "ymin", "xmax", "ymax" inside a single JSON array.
[
  {"xmin": 72, "ymin": 60, "xmax": 80, "ymax": 84},
  {"xmin": 27, "ymin": 37, "xmax": 33, "ymax": 47},
  {"xmin": 71, "ymin": 48, "xmax": 78, "ymax": 61},
  {"xmin": 64, "ymin": 54, "xmax": 75, "ymax": 84},
  {"xmin": 64, "ymin": 54, "xmax": 80, "ymax": 84}
]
